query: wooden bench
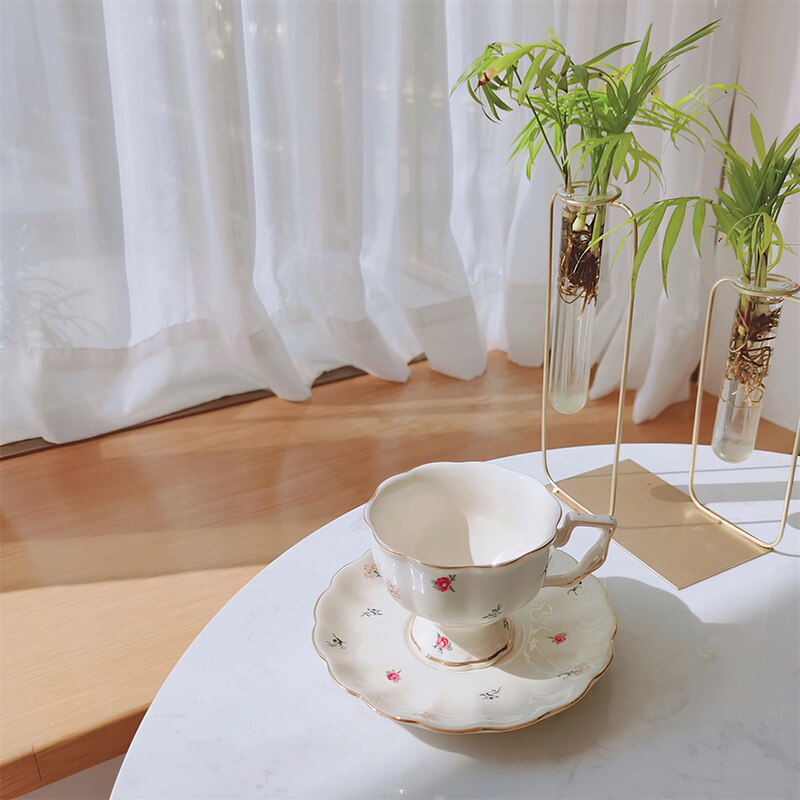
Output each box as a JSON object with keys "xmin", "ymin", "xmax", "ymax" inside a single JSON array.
[{"xmin": 1, "ymin": 354, "xmax": 793, "ymax": 797}]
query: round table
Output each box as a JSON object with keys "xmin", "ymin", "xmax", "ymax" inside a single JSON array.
[{"xmin": 112, "ymin": 444, "xmax": 800, "ymax": 799}]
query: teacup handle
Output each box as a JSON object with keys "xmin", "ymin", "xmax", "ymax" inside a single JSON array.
[{"xmin": 542, "ymin": 512, "xmax": 616, "ymax": 587}]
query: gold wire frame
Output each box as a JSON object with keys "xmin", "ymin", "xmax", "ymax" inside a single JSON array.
[
  {"xmin": 689, "ymin": 274, "xmax": 800, "ymax": 549},
  {"xmin": 541, "ymin": 189, "xmax": 638, "ymax": 518}
]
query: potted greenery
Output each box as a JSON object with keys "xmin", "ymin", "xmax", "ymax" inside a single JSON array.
[
  {"xmin": 453, "ymin": 21, "xmax": 724, "ymax": 414},
  {"xmin": 704, "ymin": 117, "xmax": 800, "ymax": 462}
]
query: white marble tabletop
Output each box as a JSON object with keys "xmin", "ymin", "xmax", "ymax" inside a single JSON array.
[{"xmin": 112, "ymin": 444, "xmax": 800, "ymax": 800}]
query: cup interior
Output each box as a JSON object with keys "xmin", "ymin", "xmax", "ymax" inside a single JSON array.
[{"xmin": 367, "ymin": 462, "xmax": 562, "ymax": 567}]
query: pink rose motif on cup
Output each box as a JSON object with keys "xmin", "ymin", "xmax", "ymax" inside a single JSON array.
[
  {"xmin": 434, "ymin": 634, "xmax": 452, "ymax": 654},
  {"xmin": 432, "ymin": 574, "xmax": 457, "ymax": 593},
  {"xmin": 386, "ymin": 670, "xmax": 402, "ymax": 682},
  {"xmin": 386, "ymin": 580, "xmax": 400, "ymax": 600},
  {"xmin": 549, "ymin": 632, "xmax": 568, "ymax": 645}
]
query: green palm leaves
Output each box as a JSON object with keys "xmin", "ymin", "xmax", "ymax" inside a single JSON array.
[
  {"xmin": 453, "ymin": 21, "xmax": 731, "ymax": 289},
  {"xmin": 627, "ymin": 116, "xmax": 799, "ymax": 293},
  {"xmin": 453, "ymin": 22, "xmax": 720, "ymax": 196},
  {"xmin": 712, "ymin": 117, "xmax": 800, "ymax": 286}
]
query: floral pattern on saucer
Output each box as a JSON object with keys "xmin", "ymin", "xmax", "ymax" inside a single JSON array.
[
  {"xmin": 433, "ymin": 634, "xmax": 452, "ymax": 654},
  {"xmin": 312, "ymin": 550, "xmax": 617, "ymax": 734},
  {"xmin": 363, "ymin": 562, "xmax": 381, "ymax": 580}
]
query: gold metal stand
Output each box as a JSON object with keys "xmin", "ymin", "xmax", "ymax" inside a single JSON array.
[
  {"xmin": 541, "ymin": 188, "xmax": 638, "ymax": 518},
  {"xmin": 689, "ymin": 274, "xmax": 800, "ymax": 549}
]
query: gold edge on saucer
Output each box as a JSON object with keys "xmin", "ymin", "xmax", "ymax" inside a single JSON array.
[{"xmin": 311, "ymin": 551, "xmax": 619, "ymax": 735}]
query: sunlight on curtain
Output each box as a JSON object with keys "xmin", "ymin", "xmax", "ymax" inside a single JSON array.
[{"xmin": 1, "ymin": 0, "xmax": 796, "ymax": 443}]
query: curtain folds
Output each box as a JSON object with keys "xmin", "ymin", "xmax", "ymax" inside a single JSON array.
[{"xmin": 1, "ymin": 0, "xmax": 797, "ymax": 444}]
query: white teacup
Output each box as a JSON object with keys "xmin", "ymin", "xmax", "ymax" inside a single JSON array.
[{"xmin": 365, "ymin": 462, "xmax": 616, "ymax": 670}]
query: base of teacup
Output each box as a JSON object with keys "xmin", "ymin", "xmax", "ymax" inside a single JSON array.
[{"xmin": 407, "ymin": 616, "xmax": 515, "ymax": 671}]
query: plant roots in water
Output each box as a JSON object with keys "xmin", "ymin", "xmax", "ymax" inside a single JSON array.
[
  {"xmin": 723, "ymin": 297, "xmax": 782, "ymax": 404},
  {"xmin": 711, "ymin": 295, "xmax": 783, "ymax": 463},
  {"xmin": 558, "ymin": 211, "xmax": 603, "ymax": 309}
]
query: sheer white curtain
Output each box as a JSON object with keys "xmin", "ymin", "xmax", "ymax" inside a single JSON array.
[{"xmin": 1, "ymin": 0, "xmax": 797, "ymax": 444}]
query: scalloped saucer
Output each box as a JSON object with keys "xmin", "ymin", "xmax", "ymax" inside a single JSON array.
[{"xmin": 312, "ymin": 550, "xmax": 617, "ymax": 734}]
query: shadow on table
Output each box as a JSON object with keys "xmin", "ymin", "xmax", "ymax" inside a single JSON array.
[
  {"xmin": 652, "ymin": 467, "xmax": 799, "ymax": 559},
  {"xmin": 667, "ymin": 480, "xmax": 800, "ymax": 506},
  {"xmin": 668, "ymin": 478, "xmax": 799, "ymax": 557},
  {"xmin": 404, "ymin": 577, "xmax": 731, "ymax": 765}
]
